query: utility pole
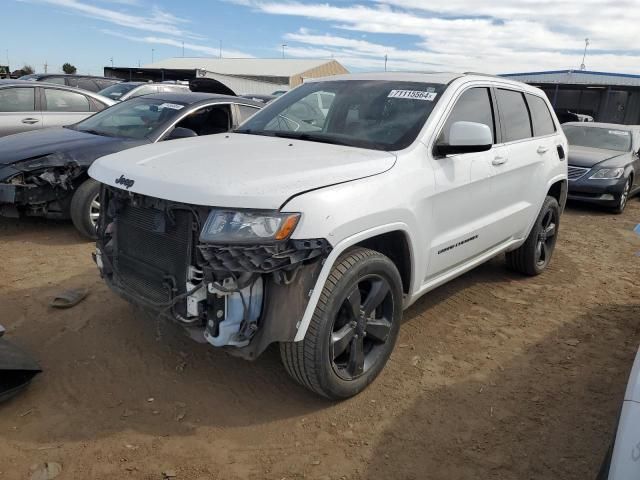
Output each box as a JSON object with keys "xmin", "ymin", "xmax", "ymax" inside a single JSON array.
[
  {"xmin": 138, "ymin": 59, "xmax": 141, "ymax": 67},
  {"xmin": 281, "ymin": 44, "xmax": 287, "ymax": 59},
  {"xmin": 384, "ymin": 54, "xmax": 388, "ymax": 72},
  {"xmin": 182, "ymin": 41, "xmax": 184, "ymax": 57},
  {"xmin": 219, "ymin": 40, "xmax": 222, "ymax": 59},
  {"xmin": 44, "ymin": 61, "xmax": 48, "ymax": 73},
  {"xmin": 580, "ymin": 38, "xmax": 590, "ymax": 71},
  {"xmin": 110, "ymin": 57, "xmax": 114, "ymax": 68},
  {"xmin": 152, "ymin": 48, "xmax": 155, "ymax": 63}
]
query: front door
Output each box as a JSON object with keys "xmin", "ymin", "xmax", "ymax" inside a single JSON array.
[{"xmin": 427, "ymin": 86, "xmax": 500, "ymax": 279}]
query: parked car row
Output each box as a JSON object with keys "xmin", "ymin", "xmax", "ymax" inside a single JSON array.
[
  {"xmin": 0, "ymin": 92, "xmax": 262, "ymax": 237},
  {"xmin": 0, "ymin": 72, "xmax": 638, "ymax": 403}
]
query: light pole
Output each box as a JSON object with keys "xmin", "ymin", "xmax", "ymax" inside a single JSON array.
[
  {"xmin": 384, "ymin": 54, "xmax": 388, "ymax": 72},
  {"xmin": 110, "ymin": 57, "xmax": 114, "ymax": 68},
  {"xmin": 152, "ymin": 48, "xmax": 155, "ymax": 63},
  {"xmin": 580, "ymin": 38, "xmax": 590, "ymax": 71},
  {"xmin": 281, "ymin": 44, "xmax": 287, "ymax": 59},
  {"xmin": 219, "ymin": 40, "xmax": 222, "ymax": 59},
  {"xmin": 182, "ymin": 41, "xmax": 184, "ymax": 57}
]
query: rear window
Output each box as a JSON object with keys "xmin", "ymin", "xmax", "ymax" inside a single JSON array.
[
  {"xmin": 496, "ymin": 89, "xmax": 532, "ymax": 142},
  {"xmin": 44, "ymin": 88, "xmax": 91, "ymax": 112},
  {"xmin": 526, "ymin": 94, "xmax": 556, "ymax": 137}
]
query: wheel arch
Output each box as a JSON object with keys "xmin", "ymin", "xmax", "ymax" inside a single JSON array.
[
  {"xmin": 547, "ymin": 177, "xmax": 568, "ymax": 212},
  {"xmin": 293, "ymin": 223, "xmax": 415, "ymax": 342}
]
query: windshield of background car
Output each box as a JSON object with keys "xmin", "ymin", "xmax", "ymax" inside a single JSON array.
[
  {"xmin": 74, "ymin": 97, "xmax": 186, "ymax": 139},
  {"xmin": 236, "ymin": 80, "xmax": 446, "ymax": 150},
  {"xmin": 98, "ymin": 83, "xmax": 140, "ymax": 100},
  {"xmin": 563, "ymin": 125, "xmax": 632, "ymax": 152}
]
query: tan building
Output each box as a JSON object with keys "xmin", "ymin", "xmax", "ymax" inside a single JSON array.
[{"xmin": 104, "ymin": 58, "xmax": 349, "ymax": 96}]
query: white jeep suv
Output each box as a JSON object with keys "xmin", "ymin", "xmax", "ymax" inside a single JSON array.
[{"xmin": 89, "ymin": 73, "xmax": 568, "ymax": 399}]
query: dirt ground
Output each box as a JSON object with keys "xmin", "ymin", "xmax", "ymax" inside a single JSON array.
[{"xmin": 0, "ymin": 199, "xmax": 639, "ymax": 480}]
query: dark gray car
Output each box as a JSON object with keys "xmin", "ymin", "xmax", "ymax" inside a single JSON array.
[
  {"xmin": 0, "ymin": 92, "xmax": 262, "ymax": 238},
  {"xmin": 564, "ymin": 122, "xmax": 640, "ymax": 213},
  {"xmin": 0, "ymin": 80, "xmax": 115, "ymax": 137}
]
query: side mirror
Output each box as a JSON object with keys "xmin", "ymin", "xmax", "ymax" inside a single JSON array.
[
  {"xmin": 435, "ymin": 121, "xmax": 493, "ymax": 156},
  {"xmin": 166, "ymin": 127, "xmax": 198, "ymax": 140}
]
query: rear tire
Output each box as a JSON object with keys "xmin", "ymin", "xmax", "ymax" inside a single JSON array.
[
  {"xmin": 506, "ymin": 195, "xmax": 560, "ymax": 276},
  {"xmin": 280, "ymin": 247, "xmax": 402, "ymax": 399},
  {"xmin": 70, "ymin": 178, "xmax": 101, "ymax": 240}
]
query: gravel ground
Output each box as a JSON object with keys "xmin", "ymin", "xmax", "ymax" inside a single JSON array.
[{"xmin": 0, "ymin": 199, "xmax": 639, "ymax": 480}]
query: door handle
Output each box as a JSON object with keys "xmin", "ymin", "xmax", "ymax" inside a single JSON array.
[
  {"xmin": 21, "ymin": 118, "xmax": 40, "ymax": 125},
  {"xmin": 492, "ymin": 156, "xmax": 508, "ymax": 166},
  {"xmin": 537, "ymin": 146, "xmax": 549, "ymax": 154}
]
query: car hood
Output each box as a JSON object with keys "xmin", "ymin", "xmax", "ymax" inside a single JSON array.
[
  {"xmin": 89, "ymin": 133, "xmax": 397, "ymax": 209},
  {"xmin": 0, "ymin": 127, "xmax": 146, "ymax": 168},
  {"xmin": 567, "ymin": 145, "xmax": 628, "ymax": 168}
]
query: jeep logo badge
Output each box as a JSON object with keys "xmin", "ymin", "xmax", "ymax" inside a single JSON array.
[{"xmin": 115, "ymin": 175, "xmax": 135, "ymax": 189}]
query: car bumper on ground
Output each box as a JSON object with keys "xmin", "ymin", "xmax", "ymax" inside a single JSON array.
[{"xmin": 567, "ymin": 174, "xmax": 627, "ymax": 206}]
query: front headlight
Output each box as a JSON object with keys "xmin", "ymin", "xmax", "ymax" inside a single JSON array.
[
  {"xmin": 589, "ymin": 168, "xmax": 624, "ymax": 179},
  {"xmin": 199, "ymin": 210, "xmax": 301, "ymax": 243}
]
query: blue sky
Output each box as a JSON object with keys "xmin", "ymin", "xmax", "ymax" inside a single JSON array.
[{"xmin": 4, "ymin": 0, "xmax": 640, "ymax": 76}]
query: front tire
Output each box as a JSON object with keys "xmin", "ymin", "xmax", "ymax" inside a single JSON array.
[
  {"xmin": 70, "ymin": 178, "xmax": 101, "ymax": 240},
  {"xmin": 506, "ymin": 195, "xmax": 560, "ymax": 276},
  {"xmin": 612, "ymin": 176, "xmax": 631, "ymax": 214},
  {"xmin": 280, "ymin": 248, "xmax": 403, "ymax": 399}
]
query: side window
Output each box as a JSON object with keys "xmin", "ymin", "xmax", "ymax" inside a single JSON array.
[
  {"xmin": 236, "ymin": 105, "xmax": 260, "ymax": 124},
  {"xmin": 0, "ymin": 87, "xmax": 35, "ymax": 112},
  {"xmin": 95, "ymin": 79, "xmax": 116, "ymax": 90},
  {"xmin": 175, "ymin": 105, "xmax": 231, "ymax": 136},
  {"xmin": 525, "ymin": 94, "xmax": 556, "ymax": 137},
  {"xmin": 496, "ymin": 89, "xmax": 532, "ymax": 142},
  {"xmin": 46, "ymin": 76, "xmax": 66, "ymax": 86},
  {"xmin": 78, "ymin": 78, "xmax": 99, "ymax": 92},
  {"xmin": 44, "ymin": 89, "xmax": 91, "ymax": 112},
  {"xmin": 438, "ymin": 87, "xmax": 495, "ymax": 145}
]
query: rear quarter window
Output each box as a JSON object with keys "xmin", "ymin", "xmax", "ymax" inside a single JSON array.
[
  {"xmin": 496, "ymin": 89, "xmax": 532, "ymax": 142},
  {"xmin": 526, "ymin": 94, "xmax": 556, "ymax": 137}
]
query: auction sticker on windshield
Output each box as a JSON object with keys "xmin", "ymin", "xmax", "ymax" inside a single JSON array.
[
  {"xmin": 159, "ymin": 103, "xmax": 184, "ymax": 110},
  {"xmin": 388, "ymin": 90, "xmax": 438, "ymax": 101}
]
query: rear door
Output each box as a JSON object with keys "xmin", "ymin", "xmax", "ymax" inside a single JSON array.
[
  {"xmin": 0, "ymin": 86, "xmax": 42, "ymax": 136},
  {"xmin": 427, "ymin": 86, "xmax": 501, "ymax": 278},
  {"xmin": 490, "ymin": 88, "xmax": 550, "ymax": 239},
  {"xmin": 41, "ymin": 87, "xmax": 94, "ymax": 128}
]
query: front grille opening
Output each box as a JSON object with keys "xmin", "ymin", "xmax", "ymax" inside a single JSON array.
[{"xmin": 114, "ymin": 203, "xmax": 193, "ymax": 306}]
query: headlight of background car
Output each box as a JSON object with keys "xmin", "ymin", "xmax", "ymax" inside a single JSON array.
[
  {"xmin": 200, "ymin": 210, "xmax": 300, "ymax": 243},
  {"xmin": 589, "ymin": 168, "xmax": 624, "ymax": 180}
]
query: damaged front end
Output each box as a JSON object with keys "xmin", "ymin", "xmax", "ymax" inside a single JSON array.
[
  {"xmin": 0, "ymin": 155, "xmax": 85, "ymax": 219},
  {"xmin": 95, "ymin": 186, "xmax": 331, "ymax": 359}
]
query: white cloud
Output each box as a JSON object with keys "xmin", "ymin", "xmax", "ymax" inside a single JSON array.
[
  {"xmin": 28, "ymin": 0, "xmax": 200, "ymax": 38},
  {"xmin": 236, "ymin": 0, "xmax": 640, "ymax": 73},
  {"xmin": 101, "ymin": 30, "xmax": 254, "ymax": 59}
]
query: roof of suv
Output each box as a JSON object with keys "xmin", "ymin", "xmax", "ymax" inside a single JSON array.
[
  {"xmin": 307, "ymin": 71, "xmax": 536, "ymax": 91},
  {"xmin": 141, "ymin": 92, "xmax": 264, "ymax": 106},
  {"xmin": 20, "ymin": 73, "xmax": 118, "ymax": 81}
]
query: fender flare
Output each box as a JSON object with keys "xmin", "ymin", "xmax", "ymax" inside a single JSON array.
[{"xmin": 293, "ymin": 222, "xmax": 414, "ymax": 342}]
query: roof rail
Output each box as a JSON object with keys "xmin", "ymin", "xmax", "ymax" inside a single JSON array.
[{"xmin": 462, "ymin": 71, "xmax": 501, "ymax": 79}]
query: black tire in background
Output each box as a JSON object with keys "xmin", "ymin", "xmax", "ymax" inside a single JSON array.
[
  {"xmin": 70, "ymin": 178, "xmax": 101, "ymax": 240},
  {"xmin": 280, "ymin": 247, "xmax": 403, "ymax": 399},
  {"xmin": 506, "ymin": 195, "xmax": 560, "ymax": 276}
]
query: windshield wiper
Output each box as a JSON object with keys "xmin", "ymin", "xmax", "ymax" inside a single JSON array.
[
  {"xmin": 272, "ymin": 131, "xmax": 353, "ymax": 146},
  {"xmin": 77, "ymin": 128, "xmax": 115, "ymax": 138}
]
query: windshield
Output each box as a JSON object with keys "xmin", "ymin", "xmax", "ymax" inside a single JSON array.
[
  {"xmin": 237, "ymin": 80, "xmax": 446, "ymax": 150},
  {"xmin": 563, "ymin": 125, "xmax": 632, "ymax": 152},
  {"xmin": 98, "ymin": 83, "xmax": 141, "ymax": 100},
  {"xmin": 74, "ymin": 97, "xmax": 187, "ymax": 139}
]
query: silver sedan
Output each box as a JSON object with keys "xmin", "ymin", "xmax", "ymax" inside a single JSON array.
[{"xmin": 0, "ymin": 80, "xmax": 115, "ymax": 137}]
